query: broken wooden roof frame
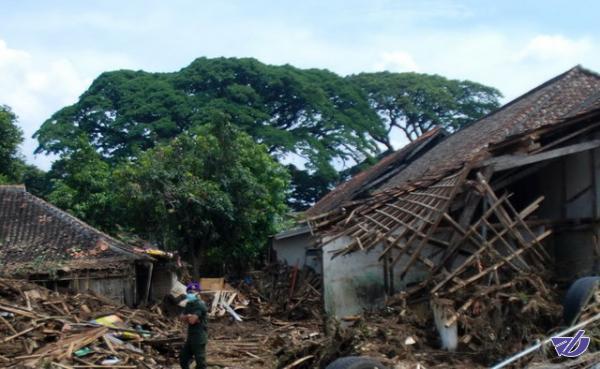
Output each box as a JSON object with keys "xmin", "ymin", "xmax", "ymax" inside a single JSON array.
[
  {"xmin": 306, "ymin": 127, "xmax": 448, "ymax": 217},
  {"xmin": 308, "ymin": 162, "xmax": 551, "ymax": 288},
  {"xmin": 308, "ymin": 102, "xmax": 600, "ymax": 328}
]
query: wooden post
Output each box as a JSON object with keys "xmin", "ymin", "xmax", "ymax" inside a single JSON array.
[
  {"xmin": 144, "ymin": 262, "xmax": 154, "ymax": 306},
  {"xmin": 383, "ymin": 253, "xmax": 389, "ymax": 295},
  {"xmin": 388, "ymin": 257, "xmax": 395, "ymax": 294}
]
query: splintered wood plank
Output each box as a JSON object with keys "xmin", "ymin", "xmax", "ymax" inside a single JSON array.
[
  {"xmin": 487, "ymin": 139, "xmax": 600, "ymax": 171},
  {"xmin": 447, "ymin": 230, "xmax": 552, "ymax": 294},
  {"xmin": 410, "ymin": 192, "xmax": 451, "ymax": 201},
  {"xmin": 477, "ymin": 173, "xmax": 549, "ymax": 263},
  {"xmin": 2, "ymin": 324, "xmax": 41, "ymax": 343},
  {"xmin": 0, "ymin": 315, "xmax": 17, "ymax": 335},
  {"xmin": 385, "ymin": 204, "xmax": 435, "ymax": 224},
  {"xmin": 394, "ymin": 168, "xmax": 471, "ymax": 276}
]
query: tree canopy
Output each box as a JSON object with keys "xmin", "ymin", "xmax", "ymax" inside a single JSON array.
[
  {"xmin": 348, "ymin": 72, "xmax": 502, "ymax": 148},
  {"xmin": 113, "ymin": 122, "xmax": 289, "ymax": 275},
  {"xmin": 34, "ymin": 58, "xmax": 386, "ymax": 210},
  {"xmin": 0, "ymin": 105, "xmax": 45, "ymax": 190},
  {"xmin": 45, "ymin": 140, "xmax": 116, "ymax": 231},
  {"xmin": 0, "ymin": 105, "xmax": 24, "ymax": 183},
  {"xmin": 27, "ymin": 57, "xmax": 503, "ymax": 271},
  {"xmin": 35, "ymin": 60, "xmax": 501, "ymax": 209}
]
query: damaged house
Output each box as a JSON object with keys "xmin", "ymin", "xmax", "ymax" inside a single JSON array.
[
  {"xmin": 272, "ymin": 128, "xmax": 447, "ymax": 274},
  {"xmin": 306, "ymin": 65, "xmax": 600, "ymax": 322},
  {"xmin": 0, "ymin": 185, "xmax": 177, "ymax": 306}
]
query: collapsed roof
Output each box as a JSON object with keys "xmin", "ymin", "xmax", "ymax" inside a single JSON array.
[
  {"xmin": 307, "ymin": 65, "xmax": 600, "ymax": 311},
  {"xmin": 378, "ymin": 65, "xmax": 600, "ymax": 191},
  {"xmin": 308, "ymin": 66, "xmax": 600, "ymax": 223},
  {"xmin": 307, "ymin": 127, "xmax": 447, "ymax": 217},
  {"xmin": 0, "ymin": 185, "xmax": 150, "ymax": 275}
]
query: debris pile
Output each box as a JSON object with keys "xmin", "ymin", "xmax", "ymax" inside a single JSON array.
[
  {"xmin": 0, "ymin": 278, "xmax": 184, "ymax": 368},
  {"xmin": 0, "ymin": 277, "xmax": 328, "ymax": 369},
  {"xmin": 195, "ymin": 277, "xmax": 250, "ymax": 321},
  {"xmin": 242, "ymin": 263, "xmax": 322, "ymax": 320},
  {"xmin": 306, "ymin": 168, "xmax": 598, "ymax": 367},
  {"xmin": 276, "ymin": 310, "xmax": 482, "ymax": 369}
]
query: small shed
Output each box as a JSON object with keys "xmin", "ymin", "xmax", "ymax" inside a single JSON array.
[{"xmin": 0, "ymin": 185, "xmax": 171, "ymax": 306}]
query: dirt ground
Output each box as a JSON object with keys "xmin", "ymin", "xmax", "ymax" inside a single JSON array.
[{"xmin": 205, "ymin": 316, "xmax": 324, "ymax": 369}]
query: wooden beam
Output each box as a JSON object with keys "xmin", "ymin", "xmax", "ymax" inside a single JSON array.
[
  {"xmin": 447, "ymin": 230, "xmax": 551, "ymax": 294},
  {"xmin": 491, "ymin": 160, "xmax": 552, "ymax": 191},
  {"xmin": 484, "ymin": 139, "xmax": 600, "ymax": 171},
  {"xmin": 143, "ymin": 262, "xmax": 154, "ymax": 306},
  {"xmin": 529, "ymin": 119, "xmax": 600, "ymax": 155}
]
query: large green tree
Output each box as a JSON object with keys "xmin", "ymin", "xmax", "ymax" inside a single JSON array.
[
  {"xmin": 34, "ymin": 58, "xmax": 502, "ymax": 218},
  {"xmin": 45, "ymin": 140, "xmax": 115, "ymax": 231},
  {"xmin": 34, "ymin": 58, "xmax": 385, "ymax": 209},
  {"xmin": 114, "ymin": 122, "xmax": 289, "ymax": 275},
  {"xmin": 348, "ymin": 72, "xmax": 502, "ymax": 149},
  {"xmin": 0, "ymin": 105, "xmax": 47, "ymax": 191},
  {"xmin": 0, "ymin": 105, "xmax": 24, "ymax": 183}
]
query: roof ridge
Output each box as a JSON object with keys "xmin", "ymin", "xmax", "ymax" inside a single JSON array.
[
  {"xmin": 458, "ymin": 65, "xmax": 588, "ymax": 132},
  {"xmin": 573, "ymin": 64, "xmax": 600, "ymax": 79},
  {"xmin": 18, "ymin": 190, "xmax": 146, "ymax": 260},
  {"xmin": 0, "ymin": 185, "xmax": 25, "ymax": 190}
]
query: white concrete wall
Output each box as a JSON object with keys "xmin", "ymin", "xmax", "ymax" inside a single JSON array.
[
  {"xmin": 322, "ymin": 236, "xmax": 386, "ymax": 318},
  {"xmin": 322, "ymin": 234, "xmax": 441, "ymax": 318},
  {"xmin": 272, "ymin": 233, "xmax": 321, "ymax": 273}
]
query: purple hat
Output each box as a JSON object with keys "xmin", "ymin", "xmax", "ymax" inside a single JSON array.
[{"xmin": 186, "ymin": 281, "xmax": 201, "ymax": 292}]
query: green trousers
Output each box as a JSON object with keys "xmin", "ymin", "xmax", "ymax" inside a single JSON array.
[{"xmin": 179, "ymin": 337, "xmax": 206, "ymax": 369}]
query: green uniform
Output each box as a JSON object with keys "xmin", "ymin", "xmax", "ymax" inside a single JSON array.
[{"xmin": 180, "ymin": 299, "xmax": 208, "ymax": 369}]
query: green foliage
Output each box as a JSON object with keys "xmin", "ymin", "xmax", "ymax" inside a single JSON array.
[
  {"xmin": 0, "ymin": 105, "xmax": 25, "ymax": 183},
  {"xmin": 348, "ymin": 72, "xmax": 502, "ymax": 147},
  {"xmin": 286, "ymin": 164, "xmax": 336, "ymax": 211},
  {"xmin": 20, "ymin": 165, "xmax": 51, "ymax": 197},
  {"xmin": 28, "ymin": 58, "xmax": 504, "ymax": 271},
  {"xmin": 45, "ymin": 140, "xmax": 116, "ymax": 230},
  {"xmin": 113, "ymin": 122, "xmax": 289, "ymax": 274},
  {"xmin": 34, "ymin": 58, "xmax": 384, "ymax": 209}
]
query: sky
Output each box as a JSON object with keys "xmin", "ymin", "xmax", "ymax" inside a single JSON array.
[{"xmin": 1, "ymin": 0, "xmax": 599, "ymax": 170}]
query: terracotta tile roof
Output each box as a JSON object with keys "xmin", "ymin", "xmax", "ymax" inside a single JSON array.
[
  {"xmin": 306, "ymin": 128, "xmax": 446, "ymax": 216},
  {"xmin": 0, "ymin": 185, "xmax": 147, "ymax": 273},
  {"xmin": 380, "ymin": 65, "xmax": 600, "ymax": 190}
]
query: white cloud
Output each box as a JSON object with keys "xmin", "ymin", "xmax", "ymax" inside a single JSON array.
[
  {"xmin": 0, "ymin": 39, "xmax": 135, "ymax": 169},
  {"xmin": 2, "ymin": 0, "xmax": 600, "ymax": 171},
  {"xmin": 357, "ymin": 31, "xmax": 600, "ymax": 149},
  {"xmin": 366, "ymin": 31, "xmax": 600, "ymax": 101},
  {"xmin": 514, "ymin": 35, "xmax": 592, "ymax": 62},
  {"xmin": 373, "ymin": 51, "xmax": 420, "ymax": 72}
]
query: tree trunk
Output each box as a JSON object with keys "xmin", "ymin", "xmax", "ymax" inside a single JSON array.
[
  {"xmin": 189, "ymin": 243, "xmax": 204, "ymax": 279},
  {"xmin": 191, "ymin": 250, "xmax": 201, "ymax": 279}
]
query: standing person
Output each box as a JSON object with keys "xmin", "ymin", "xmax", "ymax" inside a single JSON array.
[{"xmin": 179, "ymin": 285, "xmax": 208, "ymax": 369}]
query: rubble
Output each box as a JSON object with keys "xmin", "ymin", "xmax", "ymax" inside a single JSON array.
[
  {"xmin": 241, "ymin": 263, "xmax": 322, "ymax": 321},
  {"xmin": 302, "ymin": 167, "xmax": 600, "ymax": 368},
  {"xmin": 0, "ymin": 278, "xmax": 184, "ymax": 368},
  {"xmin": 0, "ymin": 277, "xmax": 325, "ymax": 369},
  {"xmin": 0, "ymin": 264, "xmax": 595, "ymax": 369}
]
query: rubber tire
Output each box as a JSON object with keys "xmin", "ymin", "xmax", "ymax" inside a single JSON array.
[
  {"xmin": 325, "ymin": 356, "xmax": 388, "ymax": 369},
  {"xmin": 563, "ymin": 276, "xmax": 600, "ymax": 325}
]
